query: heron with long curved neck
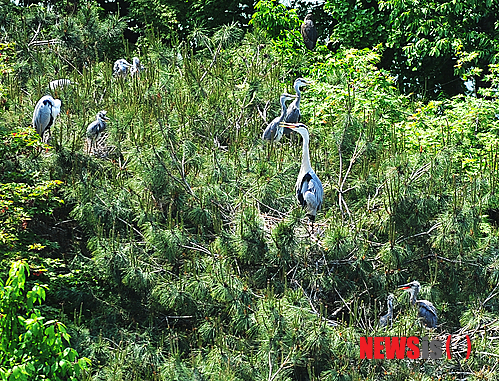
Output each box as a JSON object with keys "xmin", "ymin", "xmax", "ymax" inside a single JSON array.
[
  {"xmin": 280, "ymin": 122, "xmax": 323, "ymax": 223},
  {"xmin": 285, "ymin": 78, "xmax": 312, "ymax": 124},
  {"xmin": 262, "ymin": 93, "xmax": 297, "ymax": 142},
  {"xmin": 399, "ymin": 281, "xmax": 438, "ymax": 328},
  {"xmin": 379, "ymin": 294, "xmax": 395, "ymax": 328}
]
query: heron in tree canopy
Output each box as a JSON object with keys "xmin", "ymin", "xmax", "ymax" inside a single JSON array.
[
  {"xmin": 280, "ymin": 122, "xmax": 324, "ymax": 223},
  {"xmin": 86, "ymin": 110, "xmax": 110, "ymax": 153},
  {"xmin": 32, "ymin": 95, "xmax": 61, "ymax": 141},
  {"xmin": 261, "ymin": 93, "xmax": 297, "ymax": 142},
  {"xmin": 379, "ymin": 294, "xmax": 395, "ymax": 328},
  {"xmin": 301, "ymin": 14, "xmax": 318, "ymax": 50},
  {"xmin": 285, "ymin": 78, "xmax": 313, "ymax": 124},
  {"xmin": 399, "ymin": 281, "xmax": 438, "ymax": 328}
]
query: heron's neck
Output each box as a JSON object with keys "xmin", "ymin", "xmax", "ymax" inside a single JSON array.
[
  {"xmin": 294, "ymin": 84, "xmax": 302, "ymax": 107},
  {"xmin": 280, "ymin": 97, "xmax": 288, "ymax": 117},
  {"xmin": 410, "ymin": 290, "xmax": 417, "ymax": 305},
  {"xmin": 388, "ymin": 301, "xmax": 394, "ymax": 314},
  {"xmin": 300, "ymin": 130, "xmax": 312, "ymax": 173}
]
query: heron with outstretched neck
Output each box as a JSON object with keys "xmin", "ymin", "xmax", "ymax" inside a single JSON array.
[
  {"xmin": 285, "ymin": 78, "xmax": 312, "ymax": 124},
  {"xmin": 399, "ymin": 281, "xmax": 438, "ymax": 328},
  {"xmin": 280, "ymin": 122, "xmax": 324, "ymax": 226}
]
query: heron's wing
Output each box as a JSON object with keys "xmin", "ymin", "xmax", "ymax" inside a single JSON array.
[
  {"xmin": 33, "ymin": 98, "xmax": 54, "ymax": 136},
  {"xmin": 297, "ymin": 171, "xmax": 324, "ymax": 215},
  {"xmin": 86, "ymin": 120, "xmax": 100, "ymax": 138},
  {"xmin": 113, "ymin": 59, "xmax": 130, "ymax": 75},
  {"xmin": 301, "ymin": 20, "xmax": 318, "ymax": 50},
  {"xmin": 285, "ymin": 104, "xmax": 300, "ymax": 123},
  {"xmin": 261, "ymin": 117, "xmax": 282, "ymax": 142},
  {"xmin": 416, "ymin": 300, "xmax": 438, "ymax": 328}
]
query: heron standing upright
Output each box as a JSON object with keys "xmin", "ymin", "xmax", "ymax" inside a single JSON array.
[
  {"xmin": 32, "ymin": 95, "xmax": 62, "ymax": 142},
  {"xmin": 301, "ymin": 14, "xmax": 318, "ymax": 51},
  {"xmin": 129, "ymin": 57, "xmax": 145, "ymax": 77},
  {"xmin": 261, "ymin": 93, "xmax": 297, "ymax": 142},
  {"xmin": 113, "ymin": 59, "xmax": 131, "ymax": 77},
  {"xmin": 280, "ymin": 122, "xmax": 324, "ymax": 223},
  {"xmin": 379, "ymin": 294, "xmax": 395, "ymax": 328},
  {"xmin": 285, "ymin": 78, "xmax": 312, "ymax": 124},
  {"xmin": 86, "ymin": 110, "xmax": 110, "ymax": 154},
  {"xmin": 399, "ymin": 281, "xmax": 438, "ymax": 328}
]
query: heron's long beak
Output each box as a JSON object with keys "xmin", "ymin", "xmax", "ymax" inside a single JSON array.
[
  {"xmin": 279, "ymin": 122, "xmax": 303, "ymax": 135},
  {"xmin": 279, "ymin": 122, "xmax": 303, "ymax": 129},
  {"xmin": 398, "ymin": 284, "xmax": 411, "ymax": 290}
]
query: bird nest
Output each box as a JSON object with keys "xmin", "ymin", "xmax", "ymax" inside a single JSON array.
[
  {"xmin": 84, "ymin": 132, "xmax": 116, "ymax": 159},
  {"xmin": 260, "ymin": 211, "xmax": 327, "ymax": 244}
]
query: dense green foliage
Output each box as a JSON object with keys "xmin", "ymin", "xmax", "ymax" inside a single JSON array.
[
  {"xmin": 323, "ymin": 0, "xmax": 499, "ymax": 97},
  {"xmin": 2, "ymin": 0, "xmax": 499, "ymax": 380},
  {"xmin": 0, "ymin": 261, "xmax": 88, "ymax": 380}
]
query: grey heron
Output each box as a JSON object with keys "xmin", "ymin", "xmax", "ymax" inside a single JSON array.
[
  {"xmin": 301, "ymin": 14, "xmax": 318, "ymax": 51},
  {"xmin": 113, "ymin": 59, "xmax": 131, "ymax": 77},
  {"xmin": 129, "ymin": 57, "xmax": 145, "ymax": 77},
  {"xmin": 86, "ymin": 110, "xmax": 110, "ymax": 153},
  {"xmin": 32, "ymin": 95, "xmax": 62, "ymax": 141},
  {"xmin": 285, "ymin": 78, "xmax": 312, "ymax": 124},
  {"xmin": 49, "ymin": 79, "xmax": 77, "ymax": 91},
  {"xmin": 280, "ymin": 122, "xmax": 324, "ymax": 222},
  {"xmin": 399, "ymin": 281, "xmax": 438, "ymax": 328},
  {"xmin": 261, "ymin": 93, "xmax": 297, "ymax": 142},
  {"xmin": 379, "ymin": 294, "xmax": 395, "ymax": 328}
]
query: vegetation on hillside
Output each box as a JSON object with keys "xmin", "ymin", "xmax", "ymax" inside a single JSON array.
[{"xmin": 1, "ymin": 0, "xmax": 499, "ymax": 380}]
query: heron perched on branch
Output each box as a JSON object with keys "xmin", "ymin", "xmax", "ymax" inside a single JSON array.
[
  {"xmin": 379, "ymin": 294, "xmax": 395, "ymax": 328},
  {"xmin": 32, "ymin": 95, "xmax": 61, "ymax": 141},
  {"xmin": 261, "ymin": 93, "xmax": 297, "ymax": 142},
  {"xmin": 301, "ymin": 14, "xmax": 318, "ymax": 51},
  {"xmin": 113, "ymin": 59, "xmax": 131, "ymax": 77},
  {"xmin": 86, "ymin": 110, "xmax": 110, "ymax": 153},
  {"xmin": 399, "ymin": 281, "xmax": 438, "ymax": 328},
  {"xmin": 285, "ymin": 78, "xmax": 312, "ymax": 124},
  {"xmin": 280, "ymin": 122, "xmax": 324, "ymax": 224}
]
